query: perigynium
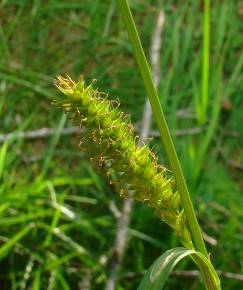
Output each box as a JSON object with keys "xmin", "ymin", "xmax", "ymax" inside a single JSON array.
[{"xmin": 54, "ymin": 75, "xmax": 193, "ymax": 249}]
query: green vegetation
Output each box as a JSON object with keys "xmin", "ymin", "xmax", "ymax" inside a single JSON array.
[{"xmin": 0, "ymin": 1, "xmax": 242, "ymax": 289}]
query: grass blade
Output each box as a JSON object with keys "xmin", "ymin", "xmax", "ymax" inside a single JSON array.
[
  {"xmin": 200, "ymin": 0, "xmax": 210, "ymax": 124},
  {"xmin": 0, "ymin": 141, "xmax": 8, "ymax": 180},
  {"xmin": 138, "ymin": 247, "xmax": 220, "ymax": 290},
  {"xmin": 0, "ymin": 223, "xmax": 34, "ymax": 261}
]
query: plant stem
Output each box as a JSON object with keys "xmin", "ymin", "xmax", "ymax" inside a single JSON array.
[
  {"xmin": 116, "ymin": 2, "xmax": 222, "ymax": 289},
  {"xmin": 117, "ymin": 0, "xmax": 208, "ymax": 258},
  {"xmin": 201, "ymin": 0, "xmax": 210, "ymax": 124}
]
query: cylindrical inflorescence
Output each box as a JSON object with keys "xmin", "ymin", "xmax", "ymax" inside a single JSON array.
[{"xmin": 55, "ymin": 75, "xmax": 193, "ymax": 249}]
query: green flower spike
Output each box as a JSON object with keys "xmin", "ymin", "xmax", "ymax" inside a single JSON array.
[{"xmin": 55, "ymin": 75, "xmax": 194, "ymax": 249}]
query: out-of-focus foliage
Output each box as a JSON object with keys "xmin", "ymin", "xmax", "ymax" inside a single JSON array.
[{"xmin": 0, "ymin": 1, "xmax": 242, "ymax": 289}]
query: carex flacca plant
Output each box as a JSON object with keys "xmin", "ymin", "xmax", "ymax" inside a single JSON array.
[
  {"xmin": 54, "ymin": 74, "xmax": 220, "ymax": 290},
  {"xmin": 53, "ymin": 0, "xmax": 221, "ymax": 289}
]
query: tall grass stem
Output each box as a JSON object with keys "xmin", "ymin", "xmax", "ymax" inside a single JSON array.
[
  {"xmin": 116, "ymin": 0, "xmax": 208, "ymax": 258},
  {"xmin": 201, "ymin": 0, "xmax": 210, "ymax": 124}
]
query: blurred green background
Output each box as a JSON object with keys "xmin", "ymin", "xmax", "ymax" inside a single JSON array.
[{"xmin": 0, "ymin": 0, "xmax": 242, "ymax": 289}]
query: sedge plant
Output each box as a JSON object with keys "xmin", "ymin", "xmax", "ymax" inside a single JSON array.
[{"xmin": 53, "ymin": 1, "xmax": 221, "ymax": 289}]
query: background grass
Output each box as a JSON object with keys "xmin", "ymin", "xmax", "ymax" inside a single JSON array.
[{"xmin": 0, "ymin": 0, "xmax": 242, "ymax": 289}]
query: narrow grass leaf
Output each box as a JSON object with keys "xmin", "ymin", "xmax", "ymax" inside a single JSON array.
[
  {"xmin": 40, "ymin": 114, "xmax": 66, "ymax": 178},
  {"xmin": 0, "ymin": 223, "xmax": 34, "ymax": 261},
  {"xmin": 45, "ymin": 251, "xmax": 78, "ymax": 271},
  {"xmin": 56, "ymin": 270, "xmax": 70, "ymax": 290},
  {"xmin": 200, "ymin": 0, "xmax": 210, "ymax": 124},
  {"xmin": 33, "ymin": 270, "xmax": 41, "ymax": 290},
  {"xmin": 0, "ymin": 141, "xmax": 8, "ymax": 179}
]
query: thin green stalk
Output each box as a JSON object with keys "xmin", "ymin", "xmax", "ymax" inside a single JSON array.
[
  {"xmin": 201, "ymin": 0, "xmax": 210, "ymax": 124},
  {"xmin": 116, "ymin": 0, "xmax": 208, "ymax": 258},
  {"xmin": 193, "ymin": 59, "xmax": 223, "ymax": 187},
  {"xmin": 116, "ymin": 2, "xmax": 221, "ymax": 289}
]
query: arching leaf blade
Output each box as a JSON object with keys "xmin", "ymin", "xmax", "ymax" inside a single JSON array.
[{"xmin": 138, "ymin": 247, "xmax": 220, "ymax": 290}]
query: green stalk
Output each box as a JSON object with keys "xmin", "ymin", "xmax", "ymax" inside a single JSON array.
[
  {"xmin": 116, "ymin": 0, "xmax": 208, "ymax": 258},
  {"xmin": 116, "ymin": 2, "xmax": 222, "ymax": 289},
  {"xmin": 201, "ymin": 0, "xmax": 210, "ymax": 124}
]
